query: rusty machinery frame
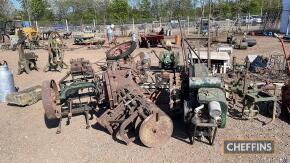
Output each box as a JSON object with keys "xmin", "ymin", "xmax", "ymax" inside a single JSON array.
[
  {"xmin": 226, "ymin": 58, "xmax": 281, "ymax": 122},
  {"xmin": 42, "ymin": 57, "xmax": 173, "ymax": 147},
  {"xmin": 99, "ymin": 63, "xmax": 173, "ymax": 147},
  {"xmin": 42, "ymin": 58, "xmax": 100, "ymax": 133}
]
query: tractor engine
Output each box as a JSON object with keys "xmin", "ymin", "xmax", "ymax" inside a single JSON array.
[{"xmin": 182, "ymin": 64, "xmax": 228, "ymax": 145}]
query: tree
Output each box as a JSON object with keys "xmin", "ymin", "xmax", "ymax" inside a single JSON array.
[
  {"xmin": 139, "ymin": 0, "xmax": 151, "ymax": 19},
  {"xmin": 18, "ymin": 0, "xmax": 32, "ymax": 21},
  {"xmin": 0, "ymin": 0, "xmax": 15, "ymax": 19},
  {"xmin": 30, "ymin": 0, "xmax": 47, "ymax": 20},
  {"xmin": 179, "ymin": 0, "xmax": 193, "ymax": 17},
  {"xmin": 108, "ymin": 0, "xmax": 131, "ymax": 22}
]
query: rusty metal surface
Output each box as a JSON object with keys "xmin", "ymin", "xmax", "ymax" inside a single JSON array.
[
  {"xmin": 42, "ymin": 59, "xmax": 101, "ymax": 133},
  {"xmin": 41, "ymin": 56, "xmax": 173, "ymax": 147},
  {"xmin": 70, "ymin": 58, "xmax": 94, "ymax": 74},
  {"xmin": 44, "ymin": 31, "xmax": 68, "ymax": 72},
  {"xmin": 106, "ymin": 41, "xmax": 137, "ymax": 60},
  {"xmin": 97, "ymin": 61, "xmax": 173, "ymax": 147},
  {"xmin": 41, "ymin": 80, "xmax": 59, "ymax": 120},
  {"xmin": 139, "ymin": 113, "xmax": 173, "ymax": 148}
]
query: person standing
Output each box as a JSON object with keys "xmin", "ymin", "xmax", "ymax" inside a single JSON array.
[{"xmin": 107, "ymin": 24, "xmax": 114, "ymax": 46}]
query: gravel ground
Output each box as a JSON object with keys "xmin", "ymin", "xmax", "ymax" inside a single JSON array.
[{"xmin": 0, "ymin": 35, "xmax": 289, "ymax": 163}]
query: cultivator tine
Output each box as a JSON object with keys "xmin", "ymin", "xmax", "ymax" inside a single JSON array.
[{"xmin": 119, "ymin": 112, "xmax": 138, "ymax": 145}]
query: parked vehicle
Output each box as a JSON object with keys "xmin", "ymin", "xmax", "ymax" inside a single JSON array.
[
  {"xmin": 252, "ymin": 15, "xmax": 262, "ymax": 24},
  {"xmin": 240, "ymin": 16, "xmax": 254, "ymax": 25}
]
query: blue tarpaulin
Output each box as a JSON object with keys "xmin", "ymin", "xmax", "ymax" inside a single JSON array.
[{"xmin": 23, "ymin": 21, "xmax": 30, "ymax": 27}]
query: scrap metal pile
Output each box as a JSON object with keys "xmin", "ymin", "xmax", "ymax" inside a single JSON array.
[
  {"xmin": 38, "ymin": 30, "xmax": 230, "ymax": 147},
  {"xmin": 41, "ymin": 39, "xmax": 174, "ymax": 147},
  {"xmin": 2, "ymin": 17, "xmax": 290, "ymax": 152}
]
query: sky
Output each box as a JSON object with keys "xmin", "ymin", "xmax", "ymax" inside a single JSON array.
[{"xmin": 11, "ymin": 0, "xmax": 21, "ymax": 9}]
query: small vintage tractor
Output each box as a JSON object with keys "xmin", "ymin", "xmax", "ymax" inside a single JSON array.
[
  {"xmin": 17, "ymin": 29, "xmax": 38, "ymax": 75},
  {"xmin": 44, "ymin": 32, "xmax": 68, "ymax": 72},
  {"xmin": 139, "ymin": 28, "xmax": 165, "ymax": 48},
  {"xmin": 42, "ymin": 58, "xmax": 100, "ymax": 133}
]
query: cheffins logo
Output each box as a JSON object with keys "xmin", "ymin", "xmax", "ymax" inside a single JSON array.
[{"xmin": 223, "ymin": 140, "xmax": 275, "ymax": 154}]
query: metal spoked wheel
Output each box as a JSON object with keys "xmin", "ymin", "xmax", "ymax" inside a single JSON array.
[
  {"xmin": 42, "ymin": 80, "xmax": 60, "ymax": 120},
  {"xmin": 106, "ymin": 41, "xmax": 137, "ymax": 60}
]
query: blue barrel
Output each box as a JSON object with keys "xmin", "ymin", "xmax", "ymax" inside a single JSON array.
[{"xmin": 0, "ymin": 61, "xmax": 16, "ymax": 102}]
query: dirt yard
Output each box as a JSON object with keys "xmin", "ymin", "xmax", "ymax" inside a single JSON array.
[{"xmin": 0, "ymin": 35, "xmax": 290, "ymax": 163}]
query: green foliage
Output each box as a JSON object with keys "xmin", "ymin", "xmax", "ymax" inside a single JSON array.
[
  {"xmin": 247, "ymin": 0, "xmax": 261, "ymax": 15},
  {"xmin": 108, "ymin": 0, "xmax": 131, "ymax": 22},
  {"xmin": 30, "ymin": 0, "xmax": 47, "ymax": 20},
  {"xmin": 12, "ymin": 0, "xmax": 283, "ymax": 25},
  {"xmin": 139, "ymin": 0, "xmax": 151, "ymax": 19}
]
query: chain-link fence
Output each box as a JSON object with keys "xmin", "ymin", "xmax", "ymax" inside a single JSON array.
[{"xmin": 33, "ymin": 16, "xmax": 271, "ymax": 37}]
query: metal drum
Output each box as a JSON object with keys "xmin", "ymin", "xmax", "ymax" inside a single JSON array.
[{"xmin": 0, "ymin": 61, "xmax": 16, "ymax": 102}]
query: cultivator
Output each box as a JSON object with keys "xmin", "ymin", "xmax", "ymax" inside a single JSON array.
[
  {"xmin": 98, "ymin": 85, "xmax": 172, "ymax": 147},
  {"xmin": 98, "ymin": 63, "xmax": 173, "ymax": 147}
]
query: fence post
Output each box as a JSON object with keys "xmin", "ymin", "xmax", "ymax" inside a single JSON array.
[
  {"xmin": 93, "ymin": 19, "xmax": 96, "ymax": 29},
  {"xmin": 187, "ymin": 16, "xmax": 190, "ymax": 35},
  {"xmin": 35, "ymin": 20, "xmax": 39, "ymax": 32},
  {"xmin": 65, "ymin": 19, "xmax": 69, "ymax": 32},
  {"xmin": 287, "ymin": 11, "xmax": 290, "ymax": 35},
  {"xmin": 133, "ymin": 18, "xmax": 135, "ymax": 33}
]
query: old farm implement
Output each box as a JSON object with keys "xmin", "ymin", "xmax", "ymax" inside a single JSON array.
[
  {"xmin": 44, "ymin": 31, "xmax": 68, "ymax": 72},
  {"xmin": 41, "ymin": 58, "xmax": 173, "ymax": 147},
  {"xmin": 42, "ymin": 58, "xmax": 100, "ymax": 133},
  {"xmin": 106, "ymin": 41, "xmax": 137, "ymax": 60},
  {"xmin": 99, "ymin": 64, "xmax": 173, "ymax": 147}
]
